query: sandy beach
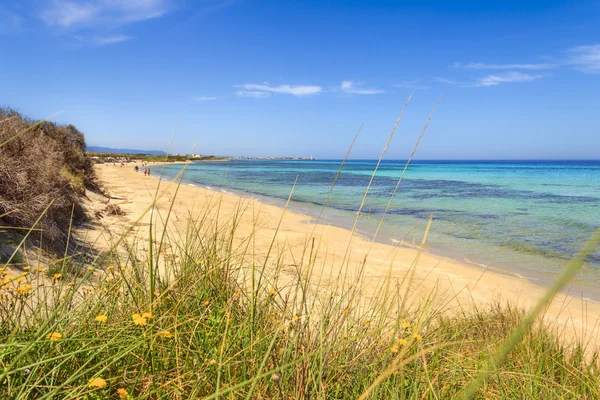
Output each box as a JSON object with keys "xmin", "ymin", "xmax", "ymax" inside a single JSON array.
[{"xmin": 89, "ymin": 162, "xmax": 600, "ymax": 349}]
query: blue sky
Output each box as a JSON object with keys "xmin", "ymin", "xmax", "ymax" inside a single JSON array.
[{"xmin": 1, "ymin": 0, "xmax": 599, "ymax": 159}]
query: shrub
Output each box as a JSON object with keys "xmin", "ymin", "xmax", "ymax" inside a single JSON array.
[{"xmin": 0, "ymin": 107, "xmax": 97, "ymax": 252}]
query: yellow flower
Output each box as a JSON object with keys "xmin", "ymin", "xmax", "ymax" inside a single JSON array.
[
  {"xmin": 292, "ymin": 314, "xmax": 299, "ymax": 322},
  {"xmin": 52, "ymin": 273, "xmax": 62, "ymax": 280},
  {"xmin": 402, "ymin": 320, "xmax": 411, "ymax": 329},
  {"xmin": 95, "ymin": 315, "xmax": 108, "ymax": 323},
  {"xmin": 34, "ymin": 267, "xmax": 47, "ymax": 273},
  {"xmin": 141, "ymin": 312, "xmax": 153, "ymax": 320},
  {"xmin": 16, "ymin": 276, "xmax": 26, "ymax": 283},
  {"xmin": 88, "ymin": 377, "xmax": 107, "ymax": 389},
  {"xmin": 23, "ymin": 266, "xmax": 31, "ymax": 271},
  {"xmin": 16, "ymin": 284, "xmax": 33, "ymax": 296},
  {"xmin": 159, "ymin": 330, "xmax": 173, "ymax": 338},
  {"xmin": 87, "ymin": 267, "xmax": 95, "ymax": 272},
  {"xmin": 117, "ymin": 388, "xmax": 129, "ymax": 399},
  {"xmin": 390, "ymin": 344, "xmax": 399, "ymax": 354},
  {"xmin": 364, "ymin": 321, "xmax": 372, "ymax": 328},
  {"xmin": 67, "ymin": 282, "xmax": 74, "ymax": 287},
  {"xmin": 269, "ymin": 289, "xmax": 277, "ymax": 296},
  {"xmin": 208, "ymin": 359, "xmax": 217, "ymax": 365},
  {"xmin": 203, "ymin": 300, "xmax": 210, "ymax": 306},
  {"xmin": 132, "ymin": 314, "xmax": 147, "ymax": 326},
  {"xmin": 412, "ymin": 333, "xmax": 423, "ymax": 342},
  {"xmin": 47, "ymin": 332, "xmax": 63, "ymax": 341},
  {"xmin": 398, "ymin": 338, "xmax": 408, "ymax": 346},
  {"xmin": 106, "ymin": 265, "xmax": 115, "ymax": 271}
]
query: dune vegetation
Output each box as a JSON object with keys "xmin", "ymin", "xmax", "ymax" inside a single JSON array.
[
  {"xmin": 0, "ymin": 108, "xmax": 96, "ymax": 253},
  {"xmin": 1, "ymin": 111, "xmax": 600, "ymax": 399}
]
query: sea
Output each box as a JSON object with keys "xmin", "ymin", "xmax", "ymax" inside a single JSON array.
[{"xmin": 158, "ymin": 160, "xmax": 600, "ymax": 290}]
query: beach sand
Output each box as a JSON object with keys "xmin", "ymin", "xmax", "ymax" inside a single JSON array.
[{"xmin": 87, "ymin": 162, "xmax": 600, "ymax": 349}]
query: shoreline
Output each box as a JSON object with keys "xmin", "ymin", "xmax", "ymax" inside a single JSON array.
[
  {"xmin": 92, "ymin": 163, "xmax": 600, "ymax": 348},
  {"xmin": 153, "ymin": 162, "xmax": 600, "ymax": 302}
]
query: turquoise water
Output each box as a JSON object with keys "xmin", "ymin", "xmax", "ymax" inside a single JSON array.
[{"xmin": 159, "ymin": 160, "xmax": 600, "ymax": 285}]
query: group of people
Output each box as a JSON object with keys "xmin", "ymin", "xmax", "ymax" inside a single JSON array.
[{"xmin": 133, "ymin": 165, "xmax": 151, "ymax": 176}]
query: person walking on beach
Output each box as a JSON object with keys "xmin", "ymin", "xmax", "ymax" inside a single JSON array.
[
  {"xmin": 147, "ymin": 168, "xmax": 151, "ymax": 176},
  {"xmin": 144, "ymin": 168, "xmax": 147, "ymax": 176}
]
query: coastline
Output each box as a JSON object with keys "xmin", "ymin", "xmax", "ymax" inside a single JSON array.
[
  {"xmin": 91, "ymin": 163, "xmax": 600, "ymax": 348},
  {"xmin": 155, "ymin": 161, "xmax": 600, "ymax": 301}
]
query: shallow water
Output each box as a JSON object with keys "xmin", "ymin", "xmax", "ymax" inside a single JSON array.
[{"xmin": 159, "ymin": 160, "xmax": 600, "ymax": 286}]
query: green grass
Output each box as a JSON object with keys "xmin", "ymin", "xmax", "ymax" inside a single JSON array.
[
  {"xmin": 1, "ymin": 190, "xmax": 600, "ymax": 399},
  {"xmin": 2, "ymin": 106, "xmax": 600, "ymax": 398}
]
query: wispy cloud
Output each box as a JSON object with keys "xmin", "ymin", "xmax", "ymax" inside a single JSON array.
[
  {"xmin": 454, "ymin": 62, "xmax": 556, "ymax": 70},
  {"xmin": 394, "ymin": 80, "xmax": 430, "ymax": 90},
  {"xmin": 234, "ymin": 90, "xmax": 271, "ymax": 99},
  {"xmin": 475, "ymin": 72, "xmax": 545, "ymax": 87},
  {"xmin": 192, "ymin": 95, "xmax": 219, "ymax": 101},
  {"xmin": 235, "ymin": 83, "xmax": 322, "ymax": 97},
  {"xmin": 40, "ymin": 0, "xmax": 169, "ymax": 29},
  {"xmin": 566, "ymin": 44, "xmax": 600, "ymax": 74},
  {"xmin": 340, "ymin": 80, "xmax": 384, "ymax": 95},
  {"xmin": 432, "ymin": 77, "xmax": 460, "ymax": 84},
  {"xmin": 36, "ymin": 0, "xmax": 169, "ymax": 45},
  {"xmin": 93, "ymin": 34, "xmax": 132, "ymax": 45}
]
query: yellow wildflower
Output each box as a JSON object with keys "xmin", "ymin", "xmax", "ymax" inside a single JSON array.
[
  {"xmin": 16, "ymin": 276, "xmax": 26, "ymax": 283},
  {"xmin": 398, "ymin": 338, "xmax": 408, "ymax": 346},
  {"xmin": 16, "ymin": 284, "xmax": 33, "ymax": 296},
  {"xmin": 269, "ymin": 289, "xmax": 276, "ymax": 296},
  {"xmin": 106, "ymin": 277, "xmax": 113, "ymax": 283},
  {"xmin": 402, "ymin": 320, "xmax": 411, "ymax": 329},
  {"xmin": 141, "ymin": 312, "xmax": 153, "ymax": 320},
  {"xmin": 132, "ymin": 314, "xmax": 147, "ymax": 326},
  {"xmin": 87, "ymin": 267, "xmax": 95, "ymax": 272},
  {"xmin": 159, "ymin": 330, "xmax": 173, "ymax": 339},
  {"xmin": 390, "ymin": 344, "xmax": 399, "ymax": 354},
  {"xmin": 106, "ymin": 265, "xmax": 115, "ymax": 271},
  {"xmin": 67, "ymin": 282, "xmax": 74, "ymax": 287},
  {"xmin": 88, "ymin": 377, "xmax": 107, "ymax": 389},
  {"xmin": 47, "ymin": 332, "xmax": 63, "ymax": 341},
  {"xmin": 95, "ymin": 315, "xmax": 108, "ymax": 323},
  {"xmin": 117, "ymin": 388, "xmax": 129, "ymax": 399},
  {"xmin": 203, "ymin": 300, "xmax": 210, "ymax": 306},
  {"xmin": 52, "ymin": 273, "xmax": 62, "ymax": 280},
  {"xmin": 23, "ymin": 266, "xmax": 31, "ymax": 271},
  {"xmin": 34, "ymin": 267, "xmax": 47, "ymax": 273},
  {"xmin": 412, "ymin": 333, "xmax": 423, "ymax": 342},
  {"xmin": 364, "ymin": 321, "xmax": 372, "ymax": 328},
  {"xmin": 292, "ymin": 314, "xmax": 299, "ymax": 322}
]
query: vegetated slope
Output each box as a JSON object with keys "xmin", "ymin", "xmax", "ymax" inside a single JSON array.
[{"xmin": 0, "ymin": 107, "xmax": 96, "ymax": 252}]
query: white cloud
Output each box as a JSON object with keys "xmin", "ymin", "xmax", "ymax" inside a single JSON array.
[
  {"xmin": 40, "ymin": 0, "xmax": 169, "ymax": 29},
  {"xmin": 236, "ymin": 83, "xmax": 322, "ymax": 97},
  {"xmin": 340, "ymin": 80, "xmax": 384, "ymax": 95},
  {"xmin": 234, "ymin": 90, "xmax": 271, "ymax": 99},
  {"xmin": 192, "ymin": 95, "xmax": 219, "ymax": 101},
  {"xmin": 93, "ymin": 34, "xmax": 132, "ymax": 45},
  {"xmin": 454, "ymin": 62, "xmax": 555, "ymax": 70},
  {"xmin": 567, "ymin": 44, "xmax": 600, "ymax": 74},
  {"xmin": 393, "ymin": 80, "xmax": 430, "ymax": 90},
  {"xmin": 432, "ymin": 77, "xmax": 459, "ymax": 84},
  {"xmin": 475, "ymin": 72, "xmax": 544, "ymax": 87}
]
